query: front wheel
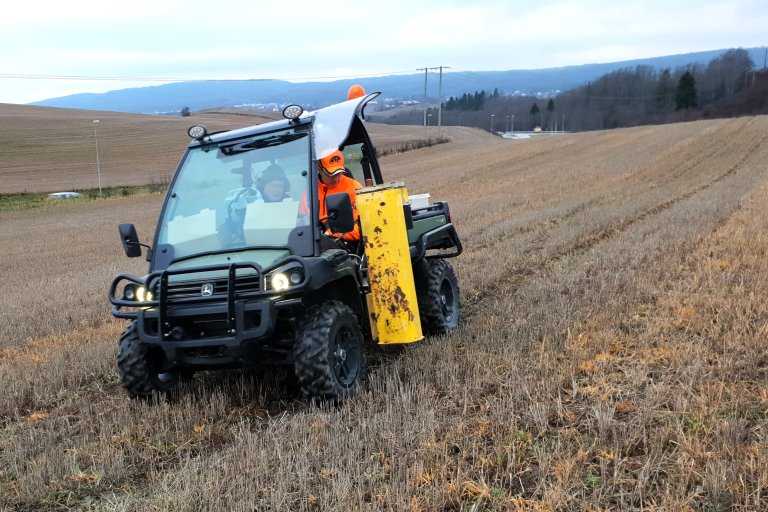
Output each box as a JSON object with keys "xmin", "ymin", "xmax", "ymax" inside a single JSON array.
[
  {"xmin": 117, "ymin": 322, "xmax": 179, "ymax": 399},
  {"xmin": 294, "ymin": 301, "xmax": 366, "ymax": 401}
]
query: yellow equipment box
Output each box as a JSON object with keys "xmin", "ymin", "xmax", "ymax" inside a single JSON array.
[{"xmin": 357, "ymin": 182, "xmax": 423, "ymax": 344}]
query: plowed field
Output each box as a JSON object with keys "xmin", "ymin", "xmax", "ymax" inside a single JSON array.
[{"xmin": 1, "ymin": 106, "xmax": 767, "ymax": 510}]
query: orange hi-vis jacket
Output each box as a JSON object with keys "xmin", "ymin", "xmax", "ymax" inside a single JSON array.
[{"xmin": 300, "ymin": 174, "xmax": 363, "ymax": 241}]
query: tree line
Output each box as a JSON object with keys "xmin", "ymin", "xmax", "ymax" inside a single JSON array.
[
  {"xmin": 443, "ymin": 89, "xmax": 500, "ymax": 111},
  {"xmin": 553, "ymin": 48, "xmax": 760, "ymax": 130},
  {"xmin": 372, "ymin": 48, "xmax": 768, "ymax": 132}
]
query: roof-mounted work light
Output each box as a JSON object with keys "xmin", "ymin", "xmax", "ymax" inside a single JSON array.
[
  {"xmin": 282, "ymin": 104, "xmax": 304, "ymax": 120},
  {"xmin": 187, "ymin": 125, "xmax": 208, "ymax": 140}
]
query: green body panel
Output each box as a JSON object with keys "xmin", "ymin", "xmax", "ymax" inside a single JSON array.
[{"xmin": 407, "ymin": 215, "xmax": 447, "ymax": 245}]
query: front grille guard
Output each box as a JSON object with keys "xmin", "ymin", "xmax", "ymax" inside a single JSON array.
[{"xmin": 109, "ymin": 256, "xmax": 310, "ymax": 326}]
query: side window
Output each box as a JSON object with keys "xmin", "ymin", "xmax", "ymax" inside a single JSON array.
[{"xmin": 342, "ymin": 143, "xmax": 365, "ymax": 184}]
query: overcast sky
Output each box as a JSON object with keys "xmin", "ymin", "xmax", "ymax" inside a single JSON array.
[{"xmin": 1, "ymin": 0, "xmax": 766, "ymax": 104}]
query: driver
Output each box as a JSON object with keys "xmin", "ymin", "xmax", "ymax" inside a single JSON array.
[
  {"xmin": 256, "ymin": 163, "xmax": 291, "ymax": 202},
  {"xmin": 300, "ymin": 150, "xmax": 362, "ymax": 242}
]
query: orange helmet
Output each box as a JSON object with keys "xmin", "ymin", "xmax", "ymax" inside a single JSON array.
[
  {"xmin": 318, "ymin": 150, "xmax": 346, "ymax": 176},
  {"xmin": 347, "ymin": 84, "xmax": 366, "ymax": 100}
]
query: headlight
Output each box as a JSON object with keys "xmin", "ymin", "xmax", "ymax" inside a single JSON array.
[
  {"xmin": 123, "ymin": 283, "xmax": 153, "ymax": 302},
  {"xmin": 267, "ymin": 265, "xmax": 304, "ymax": 291},
  {"xmin": 123, "ymin": 284, "xmax": 137, "ymax": 301},
  {"xmin": 136, "ymin": 286, "xmax": 153, "ymax": 302},
  {"xmin": 271, "ymin": 273, "xmax": 290, "ymax": 291}
]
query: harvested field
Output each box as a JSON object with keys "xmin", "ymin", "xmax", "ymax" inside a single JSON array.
[
  {"xmin": 1, "ymin": 108, "xmax": 767, "ymax": 510},
  {"xmin": 0, "ymin": 104, "xmax": 439, "ymax": 194}
]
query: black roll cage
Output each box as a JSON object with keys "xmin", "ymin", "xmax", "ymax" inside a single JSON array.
[{"xmin": 343, "ymin": 116, "xmax": 383, "ymax": 185}]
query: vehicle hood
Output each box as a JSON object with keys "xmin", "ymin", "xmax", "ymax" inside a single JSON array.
[{"xmin": 166, "ymin": 249, "xmax": 291, "ymax": 278}]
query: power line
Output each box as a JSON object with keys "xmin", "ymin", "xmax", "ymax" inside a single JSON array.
[{"xmin": 0, "ymin": 69, "xmax": 422, "ymax": 83}]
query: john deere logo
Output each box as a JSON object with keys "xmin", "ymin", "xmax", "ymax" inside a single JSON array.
[
  {"xmin": 201, "ymin": 283, "xmax": 214, "ymax": 296},
  {"xmin": 330, "ymin": 155, "xmax": 342, "ymax": 163}
]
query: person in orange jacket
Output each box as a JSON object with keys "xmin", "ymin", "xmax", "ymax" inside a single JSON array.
[{"xmin": 300, "ymin": 149, "xmax": 362, "ymax": 242}]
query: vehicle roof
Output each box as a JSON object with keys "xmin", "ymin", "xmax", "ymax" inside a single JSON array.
[
  {"xmin": 186, "ymin": 92, "xmax": 380, "ymax": 157},
  {"xmin": 308, "ymin": 92, "xmax": 379, "ymax": 159}
]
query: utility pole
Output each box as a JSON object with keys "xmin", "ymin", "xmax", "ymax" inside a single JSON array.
[
  {"xmin": 93, "ymin": 119, "xmax": 102, "ymax": 196},
  {"xmin": 417, "ymin": 67, "xmax": 440, "ymax": 136},
  {"xmin": 436, "ymin": 65, "xmax": 450, "ymax": 131},
  {"xmin": 417, "ymin": 67, "xmax": 428, "ymax": 131}
]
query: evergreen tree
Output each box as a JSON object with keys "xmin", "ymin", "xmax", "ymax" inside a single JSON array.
[
  {"xmin": 546, "ymin": 99, "xmax": 555, "ymax": 130},
  {"xmin": 530, "ymin": 102, "xmax": 541, "ymax": 129},
  {"xmin": 477, "ymin": 91, "xmax": 487, "ymax": 110},
  {"xmin": 676, "ymin": 71, "xmax": 698, "ymax": 110},
  {"xmin": 655, "ymin": 69, "xmax": 674, "ymax": 112}
]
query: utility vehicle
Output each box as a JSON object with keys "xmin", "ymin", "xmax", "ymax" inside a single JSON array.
[{"xmin": 108, "ymin": 92, "xmax": 462, "ymax": 400}]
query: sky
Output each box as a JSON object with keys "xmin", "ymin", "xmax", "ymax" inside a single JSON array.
[{"xmin": 1, "ymin": 0, "xmax": 766, "ymax": 104}]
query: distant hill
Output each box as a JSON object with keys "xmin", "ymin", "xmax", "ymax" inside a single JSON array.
[{"xmin": 30, "ymin": 48, "xmax": 767, "ymax": 114}]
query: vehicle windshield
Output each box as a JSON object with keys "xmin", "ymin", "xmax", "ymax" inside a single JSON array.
[{"xmin": 156, "ymin": 126, "xmax": 311, "ymax": 261}]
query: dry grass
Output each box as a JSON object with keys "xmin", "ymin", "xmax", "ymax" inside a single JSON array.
[
  {"xmin": 1, "ymin": 110, "xmax": 767, "ymax": 510},
  {"xmin": 0, "ymin": 104, "xmax": 266, "ymax": 194}
]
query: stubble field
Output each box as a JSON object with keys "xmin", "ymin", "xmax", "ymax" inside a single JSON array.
[{"xmin": 1, "ymin": 105, "xmax": 767, "ymax": 510}]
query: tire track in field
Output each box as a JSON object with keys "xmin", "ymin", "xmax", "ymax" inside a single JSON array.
[
  {"xmin": 438, "ymin": 119, "xmax": 751, "ymax": 259},
  {"xmin": 561, "ymin": 123, "xmax": 767, "ymax": 257},
  {"xmin": 466, "ymin": 197, "xmax": 601, "ymax": 254},
  {"xmin": 463, "ymin": 127, "xmax": 768, "ymax": 315},
  {"xmin": 614, "ymin": 117, "xmax": 756, "ymax": 198}
]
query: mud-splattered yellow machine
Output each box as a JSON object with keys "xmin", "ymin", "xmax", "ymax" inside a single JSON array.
[
  {"xmin": 358, "ymin": 183, "xmax": 424, "ymax": 344},
  {"xmin": 108, "ymin": 91, "xmax": 462, "ymax": 401}
]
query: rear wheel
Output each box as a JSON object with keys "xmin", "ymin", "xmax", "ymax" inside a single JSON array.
[
  {"xmin": 294, "ymin": 301, "xmax": 366, "ymax": 401},
  {"xmin": 417, "ymin": 259, "xmax": 461, "ymax": 335},
  {"xmin": 117, "ymin": 322, "xmax": 179, "ymax": 399}
]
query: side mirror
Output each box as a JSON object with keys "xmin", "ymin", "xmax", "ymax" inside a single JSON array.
[
  {"xmin": 325, "ymin": 193, "xmax": 355, "ymax": 234},
  {"xmin": 118, "ymin": 223, "xmax": 142, "ymax": 258}
]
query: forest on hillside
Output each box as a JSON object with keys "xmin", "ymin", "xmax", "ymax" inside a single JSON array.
[{"xmin": 372, "ymin": 49, "xmax": 768, "ymax": 132}]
